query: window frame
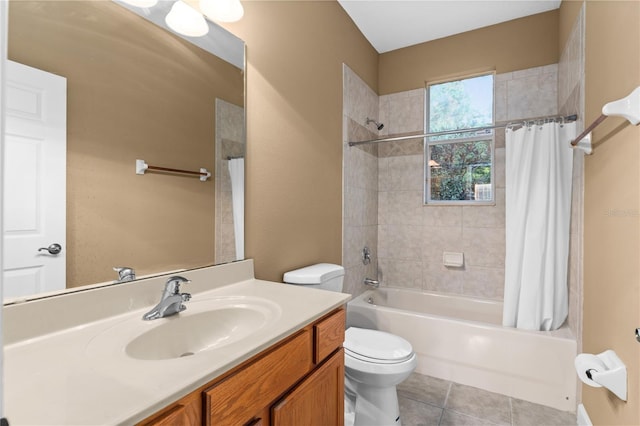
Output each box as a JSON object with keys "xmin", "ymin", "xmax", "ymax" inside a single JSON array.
[{"xmin": 423, "ymin": 72, "xmax": 496, "ymax": 206}]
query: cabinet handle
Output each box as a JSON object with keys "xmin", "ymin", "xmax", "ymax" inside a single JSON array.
[{"xmin": 245, "ymin": 417, "xmax": 262, "ymax": 426}]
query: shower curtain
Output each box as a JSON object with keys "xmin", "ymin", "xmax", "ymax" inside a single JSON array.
[
  {"xmin": 503, "ymin": 121, "xmax": 576, "ymax": 331},
  {"xmin": 228, "ymin": 158, "xmax": 244, "ymax": 260}
]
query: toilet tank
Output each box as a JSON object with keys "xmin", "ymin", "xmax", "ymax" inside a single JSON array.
[{"xmin": 283, "ymin": 263, "xmax": 345, "ymax": 292}]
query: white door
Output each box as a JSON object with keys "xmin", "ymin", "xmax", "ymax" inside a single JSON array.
[{"xmin": 3, "ymin": 60, "xmax": 66, "ymax": 299}]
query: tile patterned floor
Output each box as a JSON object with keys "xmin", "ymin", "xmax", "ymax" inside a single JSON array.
[{"xmin": 397, "ymin": 373, "xmax": 577, "ymax": 426}]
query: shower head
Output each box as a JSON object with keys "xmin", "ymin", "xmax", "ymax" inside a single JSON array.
[{"xmin": 366, "ymin": 117, "xmax": 384, "ymax": 131}]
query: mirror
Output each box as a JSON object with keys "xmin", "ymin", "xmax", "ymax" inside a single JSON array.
[{"xmin": 3, "ymin": 0, "xmax": 245, "ymax": 302}]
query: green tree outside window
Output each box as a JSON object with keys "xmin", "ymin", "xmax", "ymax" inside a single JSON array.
[{"xmin": 426, "ymin": 74, "xmax": 494, "ymax": 203}]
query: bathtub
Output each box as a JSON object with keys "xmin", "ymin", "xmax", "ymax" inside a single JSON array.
[{"xmin": 347, "ymin": 287, "xmax": 576, "ymax": 412}]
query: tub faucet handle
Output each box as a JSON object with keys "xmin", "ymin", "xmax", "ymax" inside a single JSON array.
[
  {"xmin": 363, "ymin": 277, "xmax": 379, "ymax": 288},
  {"xmin": 362, "ymin": 247, "xmax": 372, "ymax": 265}
]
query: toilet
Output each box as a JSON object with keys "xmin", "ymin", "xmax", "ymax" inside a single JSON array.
[{"xmin": 283, "ymin": 263, "xmax": 417, "ymax": 426}]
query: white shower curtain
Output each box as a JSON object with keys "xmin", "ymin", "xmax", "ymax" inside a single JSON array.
[
  {"xmin": 228, "ymin": 158, "xmax": 244, "ymax": 260},
  {"xmin": 503, "ymin": 121, "xmax": 576, "ymax": 331}
]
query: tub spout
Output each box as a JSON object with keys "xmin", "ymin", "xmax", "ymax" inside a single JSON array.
[{"xmin": 363, "ymin": 278, "xmax": 379, "ymax": 288}]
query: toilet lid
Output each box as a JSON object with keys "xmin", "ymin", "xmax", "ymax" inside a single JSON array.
[
  {"xmin": 344, "ymin": 327, "xmax": 413, "ymax": 362},
  {"xmin": 283, "ymin": 263, "xmax": 344, "ymax": 284}
]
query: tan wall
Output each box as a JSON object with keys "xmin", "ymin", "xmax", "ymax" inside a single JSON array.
[
  {"xmin": 580, "ymin": 1, "xmax": 640, "ymax": 424},
  {"xmin": 224, "ymin": 1, "xmax": 378, "ymax": 282},
  {"xmin": 9, "ymin": 1, "xmax": 243, "ymax": 287},
  {"xmin": 378, "ymin": 10, "xmax": 559, "ymax": 95}
]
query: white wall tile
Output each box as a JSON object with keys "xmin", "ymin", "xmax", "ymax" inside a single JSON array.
[
  {"xmin": 558, "ymin": 4, "xmax": 585, "ymax": 343},
  {"xmin": 462, "ymin": 189, "xmax": 505, "ymax": 229},
  {"xmin": 422, "ymin": 226, "xmax": 463, "ymax": 261},
  {"xmin": 386, "ymin": 155, "xmax": 424, "ymax": 191},
  {"xmin": 463, "ymin": 266, "xmax": 505, "ymax": 299},
  {"xmin": 379, "ymin": 190, "xmax": 423, "ymax": 226},
  {"xmin": 506, "ymin": 71, "xmax": 558, "ymax": 120},
  {"xmin": 343, "ymin": 225, "xmax": 377, "ymax": 269},
  {"xmin": 422, "ymin": 206, "xmax": 462, "ymax": 228},
  {"xmin": 378, "ymin": 258, "xmax": 423, "ymax": 289},
  {"xmin": 379, "ymin": 224, "xmax": 424, "ymax": 261},
  {"xmin": 462, "ymin": 227, "xmax": 506, "ymax": 268},
  {"xmin": 344, "ymin": 65, "xmax": 379, "ymax": 127},
  {"xmin": 495, "ymin": 80, "xmax": 508, "ymax": 122},
  {"xmin": 423, "ymin": 263, "xmax": 464, "ymax": 294},
  {"xmin": 495, "ymin": 72, "xmax": 513, "ymax": 83},
  {"xmin": 343, "ymin": 65, "xmax": 379, "ymax": 297},
  {"xmin": 344, "ymin": 263, "xmax": 377, "ymax": 298},
  {"xmin": 382, "ymin": 90, "xmax": 425, "ymax": 135}
]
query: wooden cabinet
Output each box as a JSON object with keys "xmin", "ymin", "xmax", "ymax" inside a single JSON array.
[
  {"xmin": 204, "ymin": 329, "xmax": 313, "ymax": 425},
  {"xmin": 139, "ymin": 308, "xmax": 345, "ymax": 426},
  {"xmin": 272, "ymin": 349, "xmax": 344, "ymax": 426},
  {"xmin": 313, "ymin": 309, "xmax": 346, "ymax": 364}
]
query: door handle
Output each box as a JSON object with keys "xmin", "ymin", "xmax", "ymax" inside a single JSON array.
[{"xmin": 38, "ymin": 243, "xmax": 62, "ymax": 255}]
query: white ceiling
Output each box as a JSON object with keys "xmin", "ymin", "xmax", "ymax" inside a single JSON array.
[{"xmin": 337, "ymin": 0, "xmax": 562, "ymax": 53}]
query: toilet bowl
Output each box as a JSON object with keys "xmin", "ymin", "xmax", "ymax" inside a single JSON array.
[
  {"xmin": 282, "ymin": 264, "xmax": 416, "ymax": 426},
  {"xmin": 344, "ymin": 327, "xmax": 417, "ymax": 426}
]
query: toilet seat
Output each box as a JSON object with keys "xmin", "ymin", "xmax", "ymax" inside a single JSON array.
[
  {"xmin": 345, "ymin": 347, "xmax": 417, "ymax": 385},
  {"xmin": 345, "ymin": 349, "xmax": 417, "ymax": 375},
  {"xmin": 344, "ymin": 327, "xmax": 413, "ymax": 364}
]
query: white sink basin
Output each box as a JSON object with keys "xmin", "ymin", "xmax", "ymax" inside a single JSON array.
[
  {"xmin": 127, "ymin": 306, "xmax": 271, "ymax": 360},
  {"xmin": 86, "ymin": 296, "xmax": 281, "ymax": 361}
]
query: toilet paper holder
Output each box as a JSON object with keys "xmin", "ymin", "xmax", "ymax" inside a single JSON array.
[{"xmin": 575, "ymin": 350, "xmax": 627, "ymax": 401}]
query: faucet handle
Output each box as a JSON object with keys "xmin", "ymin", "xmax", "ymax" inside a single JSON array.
[
  {"xmin": 113, "ymin": 266, "xmax": 136, "ymax": 282},
  {"xmin": 164, "ymin": 275, "xmax": 191, "ymax": 295}
]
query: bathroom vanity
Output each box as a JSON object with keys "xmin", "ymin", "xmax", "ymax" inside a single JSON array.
[
  {"xmin": 141, "ymin": 307, "xmax": 345, "ymax": 426},
  {"xmin": 3, "ymin": 260, "xmax": 349, "ymax": 425}
]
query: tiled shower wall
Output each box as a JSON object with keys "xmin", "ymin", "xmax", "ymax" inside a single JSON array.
[
  {"xmin": 343, "ymin": 58, "xmax": 582, "ymax": 333},
  {"xmin": 342, "ymin": 65, "xmax": 379, "ymax": 297},
  {"xmin": 559, "ymin": 3, "xmax": 585, "ymax": 350},
  {"xmin": 376, "ymin": 65, "xmax": 558, "ymax": 300}
]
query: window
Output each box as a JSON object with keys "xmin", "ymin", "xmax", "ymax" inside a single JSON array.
[{"xmin": 425, "ymin": 73, "xmax": 495, "ymax": 204}]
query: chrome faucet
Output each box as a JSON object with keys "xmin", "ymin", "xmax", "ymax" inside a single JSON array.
[
  {"xmin": 142, "ymin": 276, "xmax": 191, "ymax": 321},
  {"xmin": 363, "ymin": 278, "xmax": 379, "ymax": 288},
  {"xmin": 114, "ymin": 266, "xmax": 136, "ymax": 283}
]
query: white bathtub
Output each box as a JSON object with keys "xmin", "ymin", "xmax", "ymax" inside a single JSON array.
[{"xmin": 347, "ymin": 287, "xmax": 576, "ymax": 412}]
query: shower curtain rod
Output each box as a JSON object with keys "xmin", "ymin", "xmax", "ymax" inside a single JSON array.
[{"xmin": 348, "ymin": 114, "xmax": 578, "ymax": 147}]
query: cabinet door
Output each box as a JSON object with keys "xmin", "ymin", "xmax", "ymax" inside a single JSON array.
[
  {"xmin": 272, "ymin": 348, "xmax": 344, "ymax": 426},
  {"xmin": 204, "ymin": 330, "xmax": 313, "ymax": 426},
  {"xmin": 313, "ymin": 309, "xmax": 345, "ymax": 364}
]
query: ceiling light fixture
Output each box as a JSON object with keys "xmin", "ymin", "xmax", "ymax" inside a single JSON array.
[
  {"xmin": 199, "ymin": 0, "xmax": 244, "ymax": 23},
  {"xmin": 165, "ymin": 0, "xmax": 209, "ymax": 37}
]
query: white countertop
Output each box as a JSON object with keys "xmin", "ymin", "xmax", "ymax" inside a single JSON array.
[{"xmin": 4, "ymin": 270, "xmax": 349, "ymax": 425}]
